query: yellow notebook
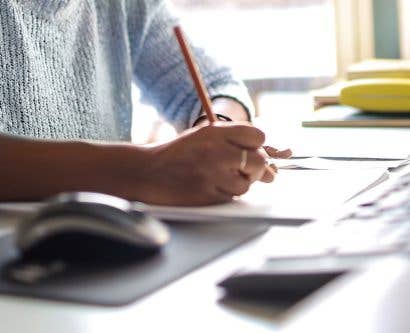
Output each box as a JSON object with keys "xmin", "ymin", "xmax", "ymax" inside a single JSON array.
[
  {"xmin": 310, "ymin": 59, "xmax": 410, "ymax": 116},
  {"xmin": 340, "ymin": 78, "xmax": 410, "ymax": 112}
]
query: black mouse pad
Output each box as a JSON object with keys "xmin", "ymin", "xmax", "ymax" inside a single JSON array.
[{"xmin": 0, "ymin": 222, "xmax": 269, "ymax": 307}]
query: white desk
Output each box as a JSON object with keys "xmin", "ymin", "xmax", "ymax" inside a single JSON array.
[
  {"xmin": 0, "ymin": 93, "xmax": 409, "ymax": 333},
  {"xmin": 0, "ymin": 225, "xmax": 292, "ymax": 333},
  {"xmin": 256, "ymin": 93, "xmax": 410, "ymax": 159},
  {"xmin": 1, "ymin": 225, "xmax": 410, "ymax": 333}
]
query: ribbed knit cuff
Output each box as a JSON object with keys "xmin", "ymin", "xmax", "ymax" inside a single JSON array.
[{"xmin": 188, "ymin": 82, "xmax": 255, "ymax": 127}]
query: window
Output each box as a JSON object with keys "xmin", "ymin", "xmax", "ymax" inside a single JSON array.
[
  {"xmin": 132, "ymin": 0, "xmax": 376, "ymax": 142},
  {"xmin": 172, "ymin": 0, "xmax": 337, "ymax": 91},
  {"xmin": 333, "ymin": 0, "xmax": 374, "ymax": 77}
]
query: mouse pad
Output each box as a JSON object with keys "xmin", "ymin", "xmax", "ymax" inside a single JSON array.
[{"xmin": 0, "ymin": 222, "xmax": 268, "ymax": 307}]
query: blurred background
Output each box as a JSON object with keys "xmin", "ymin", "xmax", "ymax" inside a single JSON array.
[
  {"xmin": 132, "ymin": 0, "xmax": 409, "ymax": 143},
  {"xmin": 173, "ymin": 0, "xmax": 336, "ymax": 87}
]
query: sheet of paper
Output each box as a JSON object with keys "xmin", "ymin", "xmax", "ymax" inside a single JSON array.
[
  {"xmin": 146, "ymin": 168, "xmax": 388, "ymax": 223},
  {"xmin": 0, "ymin": 169, "xmax": 389, "ymax": 225},
  {"xmin": 268, "ymin": 157, "xmax": 406, "ymax": 170}
]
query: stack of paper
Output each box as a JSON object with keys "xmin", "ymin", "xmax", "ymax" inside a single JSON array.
[{"xmin": 146, "ymin": 168, "xmax": 389, "ymax": 223}]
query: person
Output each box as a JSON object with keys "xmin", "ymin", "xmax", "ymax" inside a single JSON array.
[{"xmin": 0, "ymin": 0, "xmax": 291, "ymax": 206}]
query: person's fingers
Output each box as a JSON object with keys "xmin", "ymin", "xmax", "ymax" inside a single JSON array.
[
  {"xmin": 259, "ymin": 147, "xmax": 269, "ymax": 159},
  {"xmin": 176, "ymin": 176, "xmax": 234, "ymax": 206},
  {"xmin": 268, "ymin": 163, "xmax": 278, "ymax": 173},
  {"xmin": 206, "ymin": 189, "xmax": 234, "ymax": 205},
  {"xmin": 275, "ymin": 148, "xmax": 293, "ymax": 158},
  {"xmin": 264, "ymin": 146, "xmax": 278, "ymax": 156},
  {"xmin": 264, "ymin": 146, "xmax": 293, "ymax": 159},
  {"xmin": 209, "ymin": 123, "xmax": 266, "ymax": 150},
  {"xmin": 196, "ymin": 139, "xmax": 267, "ymax": 178},
  {"xmin": 258, "ymin": 148, "xmax": 278, "ymax": 173},
  {"xmin": 260, "ymin": 165, "xmax": 276, "ymax": 183},
  {"xmin": 216, "ymin": 170, "xmax": 252, "ymax": 197},
  {"xmin": 194, "ymin": 140, "xmax": 255, "ymax": 170},
  {"xmin": 239, "ymin": 149, "xmax": 267, "ymax": 181}
]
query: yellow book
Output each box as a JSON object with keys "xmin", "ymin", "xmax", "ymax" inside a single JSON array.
[
  {"xmin": 311, "ymin": 59, "xmax": 410, "ymax": 113},
  {"xmin": 347, "ymin": 59, "xmax": 410, "ymax": 80},
  {"xmin": 340, "ymin": 78, "xmax": 410, "ymax": 112},
  {"xmin": 302, "ymin": 105, "xmax": 410, "ymax": 127}
]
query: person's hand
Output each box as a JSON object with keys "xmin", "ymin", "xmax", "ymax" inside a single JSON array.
[
  {"xmin": 127, "ymin": 122, "xmax": 276, "ymax": 206},
  {"xmin": 192, "ymin": 97, "xmax": 292, "ymax": 172}
]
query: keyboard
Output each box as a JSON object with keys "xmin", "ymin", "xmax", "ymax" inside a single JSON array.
[
  {"xmin": 286, "ymin": 164, "xmax": 410, "ymax": 256},
  {"xmin": 218, "ymin": 163, "xmax": 410, "ymax": 297},
  {"xmin": 270, "ymin": 163, "xmax": 410, "ymax": 259}
]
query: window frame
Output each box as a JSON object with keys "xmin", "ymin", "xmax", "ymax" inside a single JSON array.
[
  {"xmin": 399, "ymin": 0, "xmax": 410, "ymax": 58},
  {"xmin": 333, "ymin": 0, "xmax": 375, "ymax": 78}
]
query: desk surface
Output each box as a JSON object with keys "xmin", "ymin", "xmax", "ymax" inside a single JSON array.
[
  {"xmin": 1, "ymin": 226, "xmax": 410, "ymax": 333},
  {"xmin": 1, "ymin": 93, "xmax": 409, "ymax": 333},
  {"xmin": 256, "ymin": 93, "xmax": 410, "ymax": 159},
  {"xmin": 0, "ymin": 227, "xmax": 290, "ymax": 333}
]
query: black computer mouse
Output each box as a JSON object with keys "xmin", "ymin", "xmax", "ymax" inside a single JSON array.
[{"xmin": 16, "ymin": 192, "xmax": 170, "ymax": 262}]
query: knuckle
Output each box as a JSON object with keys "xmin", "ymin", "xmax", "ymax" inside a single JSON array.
[
  {"xmin": 243, "ymin": 126, "xmax": 265, "ymax": 145},
  {"xmin": 254, "ymin": 128, "xmax": 265, "ymax": 145},
  {"xmin": 253, "ymin": 152, "xmax": 266, "ymax": 167},
  {"xmin": 241, "ymin": 126, "xmax": 265, "ymax": 147}
]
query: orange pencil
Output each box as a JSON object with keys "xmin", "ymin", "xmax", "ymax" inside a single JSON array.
[{"xmin": 173, "ymin": 25, "xmax": 217, "ymax": 123}]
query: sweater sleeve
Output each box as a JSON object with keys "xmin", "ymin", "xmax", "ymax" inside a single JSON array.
[{"xmin": 126, "ymin": 0, "xmax": 254, "ymax": 132}]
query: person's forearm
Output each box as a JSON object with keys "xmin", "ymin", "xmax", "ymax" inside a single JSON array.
[{"xmin": 0, "ymin": 136, "xmax": 150, "ymax": 201}]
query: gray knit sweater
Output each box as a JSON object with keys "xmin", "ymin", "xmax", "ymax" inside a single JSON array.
[{"xmin": 0, "ymin": 0, "xmax": 252, "ymax": 141}]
